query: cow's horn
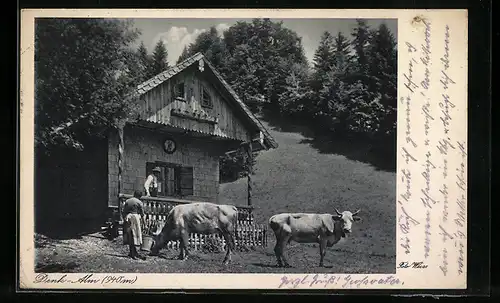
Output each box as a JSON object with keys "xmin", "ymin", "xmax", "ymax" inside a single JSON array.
[
  {"xmin": 334, "ymin": 208, "xmax": 342, "ymax": 215},
  {"xmin": 352, "ymin": 209, "xmax": 361, "ymax": 216}
]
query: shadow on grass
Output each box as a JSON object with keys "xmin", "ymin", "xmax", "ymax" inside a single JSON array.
[
  {"xmin": 35, "ymin": 261, "xmax": 80, "ymax": 273},
  {"xmin": 251, "ymin": 262, "xmax": 281, "ymax": 268},
  {"xmin": 258, "ymin": 109, "xmax": 396, "ymax": 173},
  {"xmin": 35, "ymin": 217, "xmax": 106, "ymax": 240}
]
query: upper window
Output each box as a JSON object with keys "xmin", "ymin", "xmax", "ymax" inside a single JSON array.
[
  {"xmin": 174, "ymin": 82, "xmax": 185, "ymax": 100},
  {"xmin": 201, "ymin": 86, "xmax": 213, "ymax": 108}
]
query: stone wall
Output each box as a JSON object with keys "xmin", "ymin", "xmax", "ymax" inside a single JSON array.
[{"xmin": 108, "ymin": 125, "xmax": 225, "ymax": 207}]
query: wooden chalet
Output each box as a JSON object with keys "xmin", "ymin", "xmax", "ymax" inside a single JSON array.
[
  {"xmin": 108, "ymin": 52, "xmax": 278, "ymax": 231},
  {"xmin": 36, "ymin": 52, "xmax": 277, "ymax": 240}
]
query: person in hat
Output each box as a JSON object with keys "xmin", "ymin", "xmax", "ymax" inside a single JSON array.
[
  {"xmin": 144, "ymin": 166, "xmax": 161, "ymax": 197},
  {"xmin": 122, "ymin": 190, "xmax": 147, "ymax": 260}
]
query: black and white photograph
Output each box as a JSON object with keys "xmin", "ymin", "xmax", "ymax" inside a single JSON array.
[{"xmin": 32, "ymin": 16, "xmax": 399, "ymax": 275}]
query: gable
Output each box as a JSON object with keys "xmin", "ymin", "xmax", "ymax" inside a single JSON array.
[
  {"xmin": 129, "ymin": 52, "xmax": 278, "ymax": 150},
  {"xmin": 138, "ymin": 65, "xmax": 253, "ymax": 143}
]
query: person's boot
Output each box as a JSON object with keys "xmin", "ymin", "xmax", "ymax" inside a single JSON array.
[
  {"xmin": 135, "ymin": 248, "xmax": 146, "ymax": 260},
  {"xmin": 128, "ymin": 245, "xmax": 137, "ymax": 260}
]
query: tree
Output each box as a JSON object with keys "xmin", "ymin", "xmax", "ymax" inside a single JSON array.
[
  {"xmin": 351, "ymin": 19, "xmax": 372, "ymax": 75},
  {"xmin": 367, "ymin": 23, "xmax": 397, "ymax": 136},
  {"xmin": 137, "ymin": 41, "xmax": 153, "ymax": 81},
  {"xmin": 177, "ymin": 45, "xmax": 190, "ymax": 64},
  {"xmin": 332, "ymin": 31, "xmax": 353, "ymax": 76},
  {"xmin": 150, "ymin": 40, "xmax": 169, "ymax": 76},
  {"xmin": 34, "ymin": 18, "xmax": 141, "ymax": 154},
  {"xmin": 313, "ymin": 31, "xmax": 334, "ymax": 75}
]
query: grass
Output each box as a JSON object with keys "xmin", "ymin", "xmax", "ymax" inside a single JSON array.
[{"xmin": 35, "ymin": 118, "xmax": 396, "ymax": 274}]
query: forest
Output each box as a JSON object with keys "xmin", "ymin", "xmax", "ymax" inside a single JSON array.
[{"xmin": 34, "ymin": 18, "xmax": 397, "ymax": 180}]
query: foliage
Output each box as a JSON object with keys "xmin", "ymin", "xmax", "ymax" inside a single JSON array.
[
  {"xmin": 150, "ymin": 40, "xmax": 169, "ymax": 76},
  {"xmin": 173, "ymin": 19, "xmax": 396, "ymax": 181},
  {"xmin": 34, "ymin": 18, "xmax": 142, "ymax": 154}
]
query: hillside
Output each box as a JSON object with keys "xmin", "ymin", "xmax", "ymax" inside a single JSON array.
[{"xmin": 219, "ymin": 117, "xmax": 397, "ymax": 271}]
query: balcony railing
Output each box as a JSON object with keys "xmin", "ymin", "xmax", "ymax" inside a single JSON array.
[{"xmin": 118, "ymin": 193, "xmax": 255, "ymax": 225}]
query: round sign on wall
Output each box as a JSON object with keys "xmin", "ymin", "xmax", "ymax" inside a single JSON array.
[{"xmin": 163, "ymin": 138, "xmax": 177, "ymax": 154}]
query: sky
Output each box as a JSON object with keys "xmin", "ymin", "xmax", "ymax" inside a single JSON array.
[{"xmin": 129, "ymin": 18, "xmax": 398, "ymax": 66}]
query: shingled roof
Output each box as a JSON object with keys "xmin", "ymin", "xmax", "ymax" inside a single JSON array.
[{"xmin": 131, "ymin": 52, "xmax": 278, "ymax": 150}]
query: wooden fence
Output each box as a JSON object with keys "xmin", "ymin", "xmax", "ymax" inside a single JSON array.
[{"xmin": 118, "ymin": 194, "xmax": 268, "ymax": 249}]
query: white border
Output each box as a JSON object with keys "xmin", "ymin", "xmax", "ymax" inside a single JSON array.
[{"xmin": 19, "ymin": 8, "xmax": 468, "ymax": 290}]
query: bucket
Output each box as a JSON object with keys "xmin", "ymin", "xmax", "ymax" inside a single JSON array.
[{"xmin": 141, "ymin": 235, "xmax": 154, "ymax": 252}]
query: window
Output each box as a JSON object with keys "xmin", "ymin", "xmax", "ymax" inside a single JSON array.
[
  {"xmin": 201, "ymin": 86, "xmax": 213, "ymax": 108},
  {"xmin": 174, "ymin": 82, "xmax": 185, "ymax": 100},
  {"xmin": 146, "ymin": 162, "xmax": 193, "ymax": 197}
]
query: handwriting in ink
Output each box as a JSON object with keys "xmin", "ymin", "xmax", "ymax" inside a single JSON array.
[
  {"xmin": 422, "ymin": 99, "xmax": 434, "ymax": 144},
  {"xmin": 402, "ymin": 147, "xmax": 418, "ymax": 164},
  {"xmin": 398, "ymin": 261, "xmax": 428, "ymax": 269},
  {"xmin": 441, "ymin": 25, "xmax": 450, "ymax": 70},
  {"xmin": 439, "ymin": 94, "xmax": 456, "ymax": 134},
  {"xmin": 399, "ymin": 206, "xmax": 420, "ymax": 235},
  {"xmin": 440, "ymin": 184, "xmax": 449, "ymax": 222},
  {"xmin": 456, "ymin": 162, "xmax": 466, "ymax": 192},
  {"xmin": 424, "ymin": 210, "xmax": 431, "ymax": 259},
  {"xmin": 400, "ymin": 169, "xmax": 412, "ymax": 202},
  {"xmin": 420, "ymin": 20, "xmax": 431, "ymax": 90},
  {"xmin": 456, "ymin": 240, "xmax": 465, "ymax": 275},
  {"xmin": 34, "ymin": 274, "xmax": 70, "ymax": 284},
  {"xmin": 457, "ymin": 140, "xmax": 467, "ymax": 158},
  {"xmin": 440, "ymin": 70, "xmax": 456, "ymax": 90},
  {"xmin": 439, "ymin": 247, "xmax": 449, "ymax": 276},
  {"xmin": 400, "ymin": 236, "xmax": 411, "ymax": 254},
  {"xmin": 401, "ymin": 97, "xmax": 418, "ymax": 148},
  {"xmin": 403, "ymin": 60, "xmax": 419, "ymax": 94},
  {"xmin": 437, "ymin": 137, "xmax": 456, "ymax": 155},
  {"xmin": 438, "ymin": 224, "xmax": 454, "ymax": 242},
  {"xmin": 342, "ymin": 275, "xmax": 403, "ymax": 288},
  {"xmin": 454, "ymin": 194, "xmax": 466, "ymax": 228},
  {"xmin": 438, "ymin": 224, "xmax": 454, "ymax": 277},
  {"xmin": 277, "ymin": 274, "xmax": 403, "ymax": 289},
  {"xmin": 33, "ymin": 274, "xmax": 137, "ymax": 285},
  {"xmin": 421, "ymin": 151, "xmax": 438, "ymax": 208},
  {"xmin": 406, "ymin": 41, "xmax": 417, "ymax": 53}
]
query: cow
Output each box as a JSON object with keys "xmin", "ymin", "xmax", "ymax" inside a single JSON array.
[
  {"xmin": 149, "ymin": 202, "xmax": 238, "ymax": 265},
  {"xmin": 269, "ymin": 209, "xmax": 361, "ymax": 268}
]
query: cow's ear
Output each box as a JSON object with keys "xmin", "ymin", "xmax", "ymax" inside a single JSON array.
[
  {"xmin": 353, "ymin": 216, "xmax": 362, "ymax": 222},
  {"xmin": 332, "ymin": 215, "xmax": 342, "ymax": 221}
]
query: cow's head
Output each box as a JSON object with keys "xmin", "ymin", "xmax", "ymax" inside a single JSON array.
[{"xmin": 332, "ymin": 209, "xmax": 361, "ymax": 237}]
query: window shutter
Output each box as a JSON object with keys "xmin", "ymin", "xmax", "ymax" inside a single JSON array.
[{"xmin": 179, "ymin": 167, "xmax": 194, "ymax": 196}]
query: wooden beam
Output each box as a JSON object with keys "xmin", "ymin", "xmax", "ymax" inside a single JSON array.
[
  {"xmin": 246, "ymin": 142, "xmax": 253, "ymax": 207},
  {"xmin": 117, "ymin": 124, "xmax": 125, "ymax": 225}
]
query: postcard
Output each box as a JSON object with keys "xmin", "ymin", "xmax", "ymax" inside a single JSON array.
[{"xmin": 19, "ymin": 8, "xmax": 468, "ymax": 290}]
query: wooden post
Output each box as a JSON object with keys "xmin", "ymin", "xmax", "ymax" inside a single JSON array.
[
  {"xmin": 246, "ymin": 142, "xmax": 253, "ymax": 207},
  {"xmin": 117, "ymin": 122, "xmax": 125, "ymax": 223}
]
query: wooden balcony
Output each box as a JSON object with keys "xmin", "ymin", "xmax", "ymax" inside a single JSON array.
[{"xmin": 117, "ymin": 193, "xmax": 255, "ymax": 225}]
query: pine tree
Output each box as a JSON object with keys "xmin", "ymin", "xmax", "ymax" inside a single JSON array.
[
  {"xmin": 150, "ymin": 40, "xmax": 169, "ymax": 76},
  {"xmin": 177, "ymin": 45, "xmax": 190, "ymax": 64},
  {"xmin": 367, "ymin": 23, "xmax": 397, "ymax": 136},
  {"xmin": 313, "ymin": 31, "xmax": 335, "ymax": 75},
  {"xmin": 332, "ymin": 32, "xmax": 352, "ymax": 76},
  {"xmin": 351, "ymin": 19, "xmax": 371, "ymax": 74},
  {"xmin": 137, "ymin": 41, "xmax": 152, "ymax": 81}
]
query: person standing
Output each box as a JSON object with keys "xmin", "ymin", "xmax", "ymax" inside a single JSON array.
[
  {"xmin": 122, "ymin": 190, "xmax": 147, "ymax": 260},
  {"xmin": 144, "ymin": 167, "xmax": 161, "ymax": 197}
]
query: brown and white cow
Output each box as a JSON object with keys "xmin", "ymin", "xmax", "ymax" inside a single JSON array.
[
  {"xmin": 269, "ymin": 209, "xmax": 361, "ymax": 267},
  {"xmin": 149, "ymin": 202, "xmax": 238, "ymax": 265}
]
